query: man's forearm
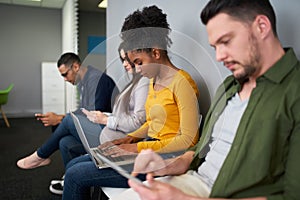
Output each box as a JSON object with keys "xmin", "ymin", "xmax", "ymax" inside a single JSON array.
[{"xmin": 163, "ymin": 151, "xmax": 195, "ymax": 176}]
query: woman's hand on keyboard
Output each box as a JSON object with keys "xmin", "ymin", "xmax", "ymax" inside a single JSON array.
[
  {"xmin": 97, "ymin": 136, "xmax": 134, "ymax": 151},
  {"xmin": 98, "ymin": 143, "xmax": 138, "ymax": 157},
  {"xmin": 108, "ymin": 144, "xmax": 138, "ymax": 156},
  {"xmin": 112, "ymin": 135, "xmax": 142, "ymax": 145},
  {"xmin": 98, "ymin": 139, "xmax": 138, "ymax": 156}
]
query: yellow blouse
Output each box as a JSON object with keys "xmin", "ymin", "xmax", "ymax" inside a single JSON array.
[{"xmin": 128, "ymin": 70, "xmax": 200, "ymax": 153}]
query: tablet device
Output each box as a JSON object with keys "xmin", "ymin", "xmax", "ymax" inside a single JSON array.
[{"xmin": 93, "ymin": 150, "xmax": 144, "ymax": 185}]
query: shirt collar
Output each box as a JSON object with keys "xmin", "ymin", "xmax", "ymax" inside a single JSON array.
[{"xmin": 261, "ymin": 48, "xmax": 299, "ymax": 84}]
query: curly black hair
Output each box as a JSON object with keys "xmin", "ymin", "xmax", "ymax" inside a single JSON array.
[
  {"xmin": 120, "ymin": 5, "xmax": 172, "ymax": 53},
  {"xmin": 121, "ymin": 5, "xmax": 170, "ymax": 32}
]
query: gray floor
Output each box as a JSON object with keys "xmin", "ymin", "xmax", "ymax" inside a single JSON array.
[{"xmin": 0, "ymin": 117, "xmax": 64, "ymax": 200}]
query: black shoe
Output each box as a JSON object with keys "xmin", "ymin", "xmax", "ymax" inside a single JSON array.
[{"xmin": 49, "ymin": 181, "xmax": 63, "ymax": 195}]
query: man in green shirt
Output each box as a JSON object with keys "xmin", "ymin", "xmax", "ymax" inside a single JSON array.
[{"xmin": 123, "ymin": 0, "xmax": 300, "ymax": 200}]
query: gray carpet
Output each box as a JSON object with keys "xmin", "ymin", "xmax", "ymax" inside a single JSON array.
[{"xmin": 0, "ymin": 117, "xmax": 65, "ymax": 200}]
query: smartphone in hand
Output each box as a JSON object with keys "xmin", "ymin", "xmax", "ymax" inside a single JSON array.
[{"xmin": 35, "ymin": 113, "xmax": 45, "ymax": 120}]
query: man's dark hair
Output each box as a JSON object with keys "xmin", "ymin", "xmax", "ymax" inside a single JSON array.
[
  {"xmin": 57, "ymin": 52, "xmax": 81, "ymax": 68},
  {"xmin": 120, "ymin": 5, "xmax": 172, "ymax": 54},
  {"xmin": 200, "ymin": 0, "xmax": 278, "ymax": 37}
]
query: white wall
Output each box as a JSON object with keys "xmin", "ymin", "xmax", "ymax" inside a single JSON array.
[
  {"xmin": 106, "ymin": 0, "xmax": 300, "ymax": 116},
  {"xmin": 0, "ymin": 4, "xmax": 62, "ymax": 117},
  {"xmin": 272, "ymin": 0, "xmax": 300, "ymax": 57}
]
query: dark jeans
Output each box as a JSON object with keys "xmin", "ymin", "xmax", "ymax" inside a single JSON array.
[
  {"xmin": 63, "ymin": 154, "xmax": 146, "ymax": 200},
  {"xmin": 37, "ymin": 113, "xmax": 85, "ymax": 167}
]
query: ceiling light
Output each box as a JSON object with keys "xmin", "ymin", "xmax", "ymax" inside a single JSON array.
[{"xmin": 98, "ymin": 0, "xmax": 107, "ymax": 8}]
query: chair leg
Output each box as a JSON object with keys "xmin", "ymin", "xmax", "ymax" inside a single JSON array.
[{"xmin": 0, "ymin": 107, "xmax": 10, "ymax": 128}]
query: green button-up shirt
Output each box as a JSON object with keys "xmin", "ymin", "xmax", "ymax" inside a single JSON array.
[{"xmin": 190, "ymin": 48, "xmax": 300, "ymax": 200}]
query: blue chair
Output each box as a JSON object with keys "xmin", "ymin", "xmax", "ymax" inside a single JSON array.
[{"xmin": 0, "ymin": 84, "xmax": 14, "ymax": 127}]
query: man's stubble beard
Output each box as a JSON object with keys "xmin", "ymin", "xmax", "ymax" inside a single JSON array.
[{"xmin": 235, "ymin": 33, "xmax": 261, "ymax": 84}]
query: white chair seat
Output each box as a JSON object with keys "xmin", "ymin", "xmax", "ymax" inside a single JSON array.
[{"xmin": 102, "ymin": 187, "xmax": 128, "ymax": 199}]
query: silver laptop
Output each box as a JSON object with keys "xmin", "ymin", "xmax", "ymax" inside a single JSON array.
[{"xmin": 70, "ymin": 111, "xmax": 136, "ymax": 169}]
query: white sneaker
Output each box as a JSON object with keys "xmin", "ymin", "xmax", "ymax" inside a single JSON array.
[
  {"xmin": 50, "ymin": 179, "xmax": 63, "ymax": 185},
  {"xmin": 50, "ymin": 174, "xmax": 65, "ymax": 185},
  {"xmin": 49, "ymin": 180, "xmax": 64, "ymax": 195},
  {"xmin": 49, "ymin": 174, "xmax": 65, "ymax": 195}
]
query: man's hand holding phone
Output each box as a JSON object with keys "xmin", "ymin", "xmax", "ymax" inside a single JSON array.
[
  {"xmin": 35, "ymin": 113, "xmax": 45, "ymax": 121},
  {"xmin": 35, "ymin": 112, "xmax": 64, "ymax": 126}
]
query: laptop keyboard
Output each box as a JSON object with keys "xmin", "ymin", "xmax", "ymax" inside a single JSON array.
[{"xmin": 92, "ymin": 147, "xmax": 136, "ymax": 163}]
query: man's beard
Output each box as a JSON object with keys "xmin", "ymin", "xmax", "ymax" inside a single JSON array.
[
  {"xmin": 74, "ymin": 73, "xmax": 81, "ymax": 85},
  {"xmin": 235, "ymin": 64, "xmax": 256, "ymax": 84},
  {"xmin": 235, "ymin": 33, "xmax": 261, "ymax": 84}
]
